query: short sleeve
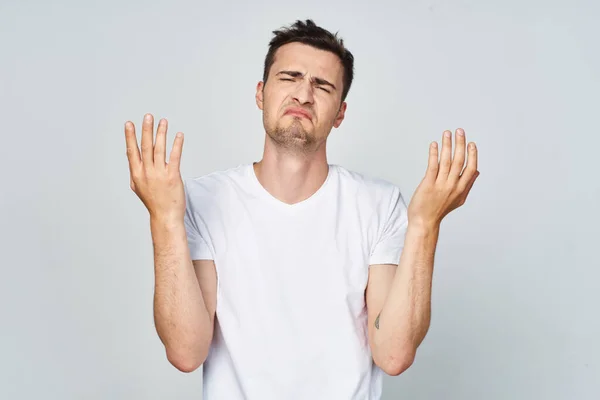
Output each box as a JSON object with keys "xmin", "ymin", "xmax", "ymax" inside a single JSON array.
[
  {"xmin": 183, "ymin": 181, "xmax": 214, "ymax": 261},
  {"xmin": 368, "ymin": 186, "xmax": 408, "ymax": 266}
]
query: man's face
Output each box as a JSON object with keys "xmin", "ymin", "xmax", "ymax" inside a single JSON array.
[{"xmin": 256, "ymin": 42, "xmax": 347, "ymax": 153}]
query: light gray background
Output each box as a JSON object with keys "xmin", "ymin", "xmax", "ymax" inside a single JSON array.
[{"xmin": 1, "ymin": 0, "xmax": 598, "ymax": 399}]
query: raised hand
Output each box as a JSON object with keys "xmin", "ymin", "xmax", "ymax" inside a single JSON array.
[
  {"xmin": 125, "ymin": 113, "xmax": 186, "ymax": 222},
  {"xmin": 407, "ymin": 128, "xmax": 479, "ymax": 228}
]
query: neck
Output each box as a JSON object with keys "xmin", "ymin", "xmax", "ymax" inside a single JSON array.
[{"xmin": 253, "ymin": 135, "xmax": 329, "ymax": 205}]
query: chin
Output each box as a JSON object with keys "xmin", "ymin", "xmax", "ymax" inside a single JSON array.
[{"xmin": 267, "ymin": 125, "xmax": 318, "ymax": 152}]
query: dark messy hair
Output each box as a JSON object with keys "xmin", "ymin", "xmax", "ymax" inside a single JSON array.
[{"xmin": 262, "ymin": 19, "xmax": 355, "ymax": 102}]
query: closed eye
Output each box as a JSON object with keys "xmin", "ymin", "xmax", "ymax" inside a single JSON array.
[{"xmin": 279, "ymin": 76, "xmax": 330, "ymax": 93}]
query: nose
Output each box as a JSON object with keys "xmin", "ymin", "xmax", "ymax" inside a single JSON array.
[{"xmin": 292, "ymin": 78, "xmax": 314, "ymax": 105}]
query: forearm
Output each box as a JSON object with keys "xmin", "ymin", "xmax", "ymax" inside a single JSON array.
[
  {"xmin": 151, "ymin": 217, "xmax": 212, "ymax": 366},
  {"xmin": 373, "ymin": 222, "xmax": 439, "ymax": 371}
]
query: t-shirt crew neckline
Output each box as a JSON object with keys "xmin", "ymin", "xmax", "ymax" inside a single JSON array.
[{"xmin": 247, "ymin": 162, "xmax": 336, "ymax": 211}]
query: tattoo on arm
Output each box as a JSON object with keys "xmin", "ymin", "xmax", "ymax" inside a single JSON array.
[{"xmin": 375, "ymin": 313, "xmax": 380, "ymax": 329}]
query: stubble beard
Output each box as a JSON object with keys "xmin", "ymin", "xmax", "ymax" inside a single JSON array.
[{"xmin": 264, "ymin": 114, "xmax": 319, "ymax": 154}]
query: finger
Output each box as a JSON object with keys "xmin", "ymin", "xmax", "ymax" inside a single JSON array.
[
  {"xmin": 448, "ymin": 128, "xmax": 466, "ymax": 181},
  {"xmin": 125, "ymin": 121, "xmax": 142, "ymax": 173},
  {"xmin": 458, "ymin": 142, "xmax": 478, "ymax": 191},
  {"xmin": 424, "ymin": 141, "xmax": 439, "ymax": 182},
  {"xmin": 168, "ymin": 132, "xmax": 184, "ymax": 173},
  {"xmin": 468, "ymin": 142, "xmax": 478, "ymax": 172},
  {"xmin": 140, "ymin": 113, "xmax": 154, "ymax": 165},
  {"xmin": 460, "ymin": 170, "xmax": 480, "ymax": 204},
  {"xmin": 154, "ymin": 118, "xmax": 168, "ymax": 167},
  {"xmin": 437, "ymin": 130, "xmax": 453, "ymax": 181}
]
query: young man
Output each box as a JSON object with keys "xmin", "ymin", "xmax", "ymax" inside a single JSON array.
[{"xmin": 124, "ymin": 19, "xmax": 479, "ymax": 400}]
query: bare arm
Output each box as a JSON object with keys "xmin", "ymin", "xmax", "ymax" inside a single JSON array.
[
  {"xmin": 366, "ymin": 225, "xmax": 438, "ymax": 376},
  {"xmin": 366, "ymin": 128, "xmax": 479, "ymax": 376},
  {"xmin": 152, "ymin": 217, "xmax": 217, "ymax": 373},
  {"xmin": 125, "ymin": 114, "xmax": 217, "ymax": 372}
]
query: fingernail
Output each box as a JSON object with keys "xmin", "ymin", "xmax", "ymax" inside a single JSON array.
[{"xmin": 444, "ymin": 131, "xmax": 451, "ymax": 138}]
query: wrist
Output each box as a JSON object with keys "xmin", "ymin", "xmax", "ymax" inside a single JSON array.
[
  {"xmin": 150, "ymin": 213, "xmax": 184, "ymax": 230},
  {"xmin": 407, "ymin": 219, "xmax": 440, "ymax": 237}
]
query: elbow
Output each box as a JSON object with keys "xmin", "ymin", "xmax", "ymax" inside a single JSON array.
[
  {"xmin": 166, "ymin": 349, "xmax": 206, "ymax": 373},
  {"xmin": 380, "ymin": 349, "xmax": 416, "ymax": 376}
]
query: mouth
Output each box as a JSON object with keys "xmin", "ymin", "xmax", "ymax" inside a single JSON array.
[{"xmin": 284, "ymin": 108, "xmax": 312, "ymax": 120}]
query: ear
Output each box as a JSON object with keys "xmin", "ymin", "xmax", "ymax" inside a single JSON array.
[
  {"xmin": 333, "ymin": 101, "xmax": 347, "ymax": 128},
  {"xmin": 255, "ymin": 81, "xmax": 265, "ymax": 110}
]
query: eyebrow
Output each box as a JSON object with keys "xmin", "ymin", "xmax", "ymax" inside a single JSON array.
[{"xmin": 276, "ymin": 70, "xmax": 337, "ymax": 91}]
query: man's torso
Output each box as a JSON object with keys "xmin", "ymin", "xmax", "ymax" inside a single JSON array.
[{"xmin": 183, "ymin": 163, "xmax": 407, "ymax": 399}]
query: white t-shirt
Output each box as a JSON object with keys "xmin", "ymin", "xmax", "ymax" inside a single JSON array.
[{"xmin": 183, "ymin": 163, "xmax": 408, "ymax": 400}]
